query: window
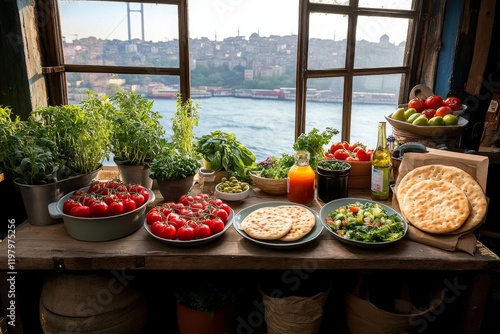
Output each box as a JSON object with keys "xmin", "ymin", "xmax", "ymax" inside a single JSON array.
[{"xmin": 41, "ymin": 0, "xmax": 424, "ymax": 161}]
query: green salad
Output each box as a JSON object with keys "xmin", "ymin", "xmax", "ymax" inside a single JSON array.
[{"xmin": 325, "ymin": 201, "xmax": 405, "ymax": 242}]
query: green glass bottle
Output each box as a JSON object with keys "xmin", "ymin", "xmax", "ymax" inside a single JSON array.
[{"xmin": 371, "ymin": 122, "xmax": 390, "ymax": 200}]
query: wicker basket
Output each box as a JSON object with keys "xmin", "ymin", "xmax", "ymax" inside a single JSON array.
[
  {"xmin": 249, "ymin": 172, "xmax": 287, "ymax": 195},
  {"xmin": 392, "ymin": 127, "xmax": 461, "ymax": 149}
]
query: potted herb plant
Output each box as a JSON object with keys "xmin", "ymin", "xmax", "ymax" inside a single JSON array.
[
  {"xmin": 0, "ymin": 97, "xmax": 112, "ymax": 226},
  {"xmin": 110, "ymin": 91, "xmax": 167, "ymax": 188},
  {"xmin": 149, "ymin": 94, "xmax": 201, "ymax": 201},
  {"xmin": 174, "ymin": 279, "xmax": 238, "ymax": 334}
]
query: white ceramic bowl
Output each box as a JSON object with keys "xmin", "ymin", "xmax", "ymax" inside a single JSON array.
[{"xmin": 214, "ymin": 182, "xmax": 250, "ymax": 201}]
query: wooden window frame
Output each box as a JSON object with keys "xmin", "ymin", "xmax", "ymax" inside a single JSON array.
[
  {"xmin": 38, "ymin": 0, "xmax": 191, "ymax": 105},
  {"xmin": 295, "ymin": 0, "xmax": 425, "ymax": 140}
]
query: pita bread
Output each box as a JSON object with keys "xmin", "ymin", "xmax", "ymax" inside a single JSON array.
[
  {"xmin": 401, "ymin": 180, "xmax": 470, "ymax": 234},
  {"xmin": 277, "ymin": 205, "xmax": 316, "ymax": 241},
  {"xmin": 396, "ymin": 164, "xmax": 488, "ymax": 234}
]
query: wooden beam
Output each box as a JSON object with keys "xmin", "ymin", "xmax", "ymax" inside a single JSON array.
[{"xmin": 466, "ymin": 0, "xmax": 496, "ymax": 95}]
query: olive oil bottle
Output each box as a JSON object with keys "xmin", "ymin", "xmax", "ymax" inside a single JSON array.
[{"xmin": 371, "ymin": 122, "xmax": 390, "ymax": 200}]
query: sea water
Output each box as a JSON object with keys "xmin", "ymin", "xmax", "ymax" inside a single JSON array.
[{"xmin": 105, "ymin": 97, "xmax": 396, "ymax": 165}]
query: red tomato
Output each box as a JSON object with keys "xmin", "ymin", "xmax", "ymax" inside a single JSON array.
[
  {"xmin": 63, "ymin": 199, "xmax": 81, "ymax": 215},
  {"xmin": 70, "ymin": 205, "xmax": 91, "ymax": 218},
  {"xmin": 341, "ymin": 141, "xmax": 351, "ymax": 151},
  {"xmin": 330, "ymin": 142, "xmax": 344, "ymax": 153},
  {"xmin": 333, "ymin": 149, "xmax": 351, "ymax": 161},
  {"xmin": 345, "ymin": 156, "xmax": 356, "ymax": 161},
  {"xmin": 421, "ymin": 109, "xmax": 436, "ymax": 119},
  {"xmin": 355, "ymin": 148, "xmax": 369, "ymax": 161},
  {"xmin": 108, "ymin": 201, "xmax": 124, "ymax": 216},
  {"xmin": 195, "ymin": 224, "xmax": 211, "ymax": 239},
  {"xmin": 209, "ymin": 218, "xmax": 225, "ymax": 235},
  {"xmin": 408, "ymin": 98, "xmax": 426, "ymax": 112},
  {"xmin": 435, "ymin": 106, "xmax": 453, "ymax": 117},
  {"xmin": 443, "ymin": 97, "xmax": 462, "ymax": 111},
  {"xmin": 103, "ymin": 194, "xmax": 118, "ymax": 205},
  {"xmin": 122, "ymin": 198, "xmax": 137, "ymax": 213},
  {"xmin": 324, "ymin": 152, "xmax": 335, "ymax": 160},
  {"xmin": 140, "ymin": 189, "xmax": 150, "ymax": 202},
  {"xmin": 146, "ymin": 208, "xmax": 166, "ymax": 225},
  {"xmin": 157, "ymin": 223, "xmax": 177, "ymax": 240},
  {"xmin": 90, "ymin": 201, "xmax": 108, "ymax": 217},
  {"xmin": 105, "ymin": 179, "xmax": 121, "ymax": 189},
  {"xmin": 214, "ymin": 208, "xmax": 229, "ymax": 223},
  {"xmin": 424, "ymin": 95, "xmax": 444, "ymax": 109},
  {"xmin": 130, "ymin": 193, "xmax": 145, "ymax": 207},
  {"xmin": 219, "ymin": 203, "xmax": 231, "ymax": 215},
  {"xmin": 177, "ymin": 225, "xmax": 195, "ymax": 240}
]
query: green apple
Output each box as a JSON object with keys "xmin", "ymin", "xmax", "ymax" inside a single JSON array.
[
  {"xmin": 428, "ymin": 116, "xmax": 444, "ymax": 126},
  {"xmin": 391, "ymin": 107, "xmax": 406, "ymax": 121},
  {"xmin": 443, "ymin": 114, "xmax": 459, "ymax": 126},
  {"xmin": 404, "ymin": 108, "xmax": 417, "ymax": 119},
  {"xmin": 412, "ymin": 115, "xmax": 429, "ymax": 126},
  {"xmin": 407, "ymin": 113, "xmax": 421, "ymax": 123}
]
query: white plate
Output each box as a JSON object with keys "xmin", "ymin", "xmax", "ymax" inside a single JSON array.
[
  {"xmin": 143, "ymin": 209, "xmax": 234, "ymax": 247},
  {"xmin": 319, "ymin": 198, "xmax": 407, "ymax": 249},
  {"xmin": 233, "ymin": 201, "xmax": 323, "ymax": 249}
]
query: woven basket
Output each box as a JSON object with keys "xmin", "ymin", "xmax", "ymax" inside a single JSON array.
[
  {"xmin": 392, "ymin": 127, "xmax": 461, "ymax": 149},
  {"xmin": 250, "ymin": 172, "xmax": 287, "ymax": 195}
]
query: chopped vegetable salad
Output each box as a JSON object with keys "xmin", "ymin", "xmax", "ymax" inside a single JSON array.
[{"xmin": 325, "ymin": 201, "xmax": 405, "ymax": 242}]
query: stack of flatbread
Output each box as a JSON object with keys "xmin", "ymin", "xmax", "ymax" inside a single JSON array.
[
  {"xmin": 240, "ymin": 205, "xmax": 315, "ymax": 241},
  {"xmin": 396, "ymin": 164, "xmax": 488, "ymax": 235}
]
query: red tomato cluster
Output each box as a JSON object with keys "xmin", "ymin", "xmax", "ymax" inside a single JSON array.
[
  {"xmin": 146, "ymin": 194, "xmax": 231, "ymax": 241},
  {"xmin": 63, "ymin": 180, "xmax": 150, "ymax": 218},
  {"xmin": 324, "ymin": 141, "xmax": 373, "ymax": 162},
  {"xmin": 408, "ymin": 95, "xmax": 462, "ymax": 120}
]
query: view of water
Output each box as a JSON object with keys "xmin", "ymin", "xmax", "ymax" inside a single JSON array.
[{"xmin": 153, "ymin": 97, "xmax": 396, "ymax": 162}]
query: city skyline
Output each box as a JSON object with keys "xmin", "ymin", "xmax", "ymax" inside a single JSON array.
[{"xmin": 59, "ymin": 0, "xmax": 409, "ymax": 44}]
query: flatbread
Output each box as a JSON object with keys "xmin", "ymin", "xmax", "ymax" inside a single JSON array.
[
  {"xmin": 401, "ymin": 180, "xmax": 470, "ymax": 234},
  {"xmin": 396, "ymin": 164, "xmax": 488, "ymax": 234},
  {"xmin": 240, "ymin": 205, "xmax": 315, "ymax": 241},
  {"xmin": 277, "ymin": 205, "xmax": 316, "ymax": 241},
  {"xmin": 240, "ymin": 207, "xmax": 293, "ymax": 240}
]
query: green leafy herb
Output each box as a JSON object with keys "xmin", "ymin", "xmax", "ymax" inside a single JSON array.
[
  {"xmin": 293, "ymin": 127, "xmax": 339, "ymax": 169},
  {"xmin": 171, "ymin": 94, "xmax": 200, "ymax": 155},
  {"xmin": 251, "ymin": 154, "xmax": 294, "ymax": 179},
  {"xmin": 149, "ymin": 149, "xmax": 201, "ymax": 181},
  {"xmin": 195, "ymin": 130, "xmax": 256, "ymax": 180}
]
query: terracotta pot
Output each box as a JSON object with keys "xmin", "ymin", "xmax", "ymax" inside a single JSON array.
[
  {"xmin": 116, "ymin": 163, "xmax": 153, "ymax": 189},
  {"xmin": 176, "ymin": 302, "xmax": 234, "ymax": 334},
  {"xmin": 157, "ymin": 176, "xmax": 195, "ymax": 202}
]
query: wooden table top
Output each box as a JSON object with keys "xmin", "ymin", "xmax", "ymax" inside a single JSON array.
[{"xmin": 1, "ymin": 185, "xmax": 499, "ymax": 272}]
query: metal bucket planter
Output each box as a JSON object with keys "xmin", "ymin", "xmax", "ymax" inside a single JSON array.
[
  {"xmin": 15, "ymin": 169, "xmax": 99, "ymax": 226},
  {"xmin": 116, "ymin": 163, "xmax": 153, "ymax": 189}
]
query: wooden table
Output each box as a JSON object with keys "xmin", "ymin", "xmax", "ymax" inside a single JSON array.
[{"xmin": 1, "ymin": 185, "xmax": 499, "ymax": 333}]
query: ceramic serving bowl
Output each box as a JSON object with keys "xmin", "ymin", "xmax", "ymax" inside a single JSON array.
[
  {"xmin": 48, "ymin": 186, "xmax": 155, "ymax": 242},
  {"xmin": 214, "ymin": 182, "xmax": 250, "ymax": 201}
]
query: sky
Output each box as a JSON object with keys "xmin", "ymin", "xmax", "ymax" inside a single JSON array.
[{"xmin": 58, "ymin": 0, "xmax": 409, "ymax": 44}]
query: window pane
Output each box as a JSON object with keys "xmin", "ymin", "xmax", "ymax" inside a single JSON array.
[
  {"xmin": 308, "ymin": 13, "xmax": 348, "ymax": 69},
  {"xmin": 59, "ymin": 1, "xmax": 179, "ymax": 67},
  {"xmin": 66, "ymin": 73, "xmax": 180, "ymax": 103},
  {"xmin": 358, "ymin": 0, "xmax": 414, "ymax": 10},
  {"xmin": 305, "ymin": 77, "xmax": 345, "ymax": 136},
  {"xmin": 354, "ymin": 16, "xmax": 410, "ymax": 68},
  {"xmin": 350, "ymin": 74, "xmax": 402, "ymax": 149}
]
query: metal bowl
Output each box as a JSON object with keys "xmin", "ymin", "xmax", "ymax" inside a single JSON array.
[{"xmin": 48, "ymin": 187, "xmax": 155, "ymax": 242}]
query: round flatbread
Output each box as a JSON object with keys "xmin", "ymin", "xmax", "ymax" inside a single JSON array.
[
  {"xmin": 240, "ymin": 207, "xmax": 293, "ymax": 240},
  {"xmin": 396, "ymin": 164, "xmax": 487, "ymax": 234},
  {"xmin": 277, "ymin": 205, "xmax": 316, "ymax": 241},
  {"xmin": 401, "ymin": 180, "xmax": 470, "ymax": 234}
]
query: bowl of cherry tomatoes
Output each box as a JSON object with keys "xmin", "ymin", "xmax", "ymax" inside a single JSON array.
[
  {"xmin": 324, "ymin": 141, "xmax": 373, "ymax": 189},
  {"xmin": 48, "ymin": 179, "xmax": 155, "ymax": 242},
  {"xmin": 143, "ymin": 194, "xmax": 234, "ymax": 246}
]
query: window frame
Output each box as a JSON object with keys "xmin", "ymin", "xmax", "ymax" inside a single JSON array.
[
  {"xmin": 295, "ymin": 0, "xmax": 424, "ymax": 140},
  {"xmin": 40, "ymin": 0, "xmax": 426, "ymax": 142},
  {"xmin": 38, "ymin": 0, "xmax": 191, "ymax": 105}
]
